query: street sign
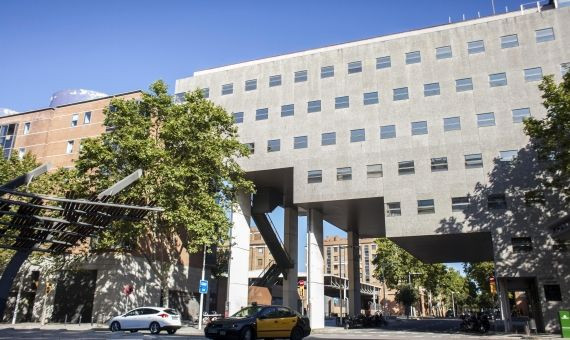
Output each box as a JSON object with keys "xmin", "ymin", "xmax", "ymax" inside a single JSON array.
[{"xmin": 199, "ymin": 280, "xmax": 208, "ymax": 294}]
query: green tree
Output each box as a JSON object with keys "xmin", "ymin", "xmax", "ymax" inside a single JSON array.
[
  {"xmin": 463, "ymin": 262, "xmax": 495, "ymax": 308},
  {"xmin": 75, "ymin": 80, "xmax": 253, "ymax": 306},
  {"xmin": 394, "ymin": 285, "xmax": 419, "ymax": 317},
  {"xmin": 372, "ymin": 238, "xmax": 426, "ymax": 289},
  {"xmin": 524, "ymin": 73, "xmax": 570, "ymax": 201}
]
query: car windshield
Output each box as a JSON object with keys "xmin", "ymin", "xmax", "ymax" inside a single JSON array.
[
  {"xmin": 231, "ymin": 306, "xmax": 264, "ymax": 318},
  {"xmin": 164, "ymin": 309, "xmax": 178, "ymax": 315}
]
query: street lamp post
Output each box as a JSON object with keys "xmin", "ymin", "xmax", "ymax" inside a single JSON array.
[
  {"xmin": 407, "ymin": 272, "xmax": 421, "ymax": 317},
  {"xmin": 198, "ymin": 245, "xmax": 207, "ymax": 330}
]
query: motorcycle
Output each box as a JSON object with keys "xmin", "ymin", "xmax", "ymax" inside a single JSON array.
[{"xmin": 459, "ymin": 313, "xmax": 490, "ymax": 333}]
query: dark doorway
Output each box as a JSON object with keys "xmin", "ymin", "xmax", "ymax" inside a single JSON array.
[
  {"xmin": 503, "ymin": 277, "xmax": 544, "ymax": 332},
  {"xmin": 52, "ymin": 270, "xmax": 97, "ymax": 323}
]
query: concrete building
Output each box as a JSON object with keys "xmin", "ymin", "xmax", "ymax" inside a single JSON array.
[
  {"xmin": 176, "ymin": 3, "xmax": 570, "ymax": 332},
  {"xmin": 0, "ymin": 91, "xmax": 211, "ymax": 324}
]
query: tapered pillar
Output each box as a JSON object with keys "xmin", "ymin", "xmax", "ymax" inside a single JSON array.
[
  {"xmin": 283, "ymin": 206, "xmax": 299, "ymax": 311},
  {"xmin": 226, "ymin": 192, "xmax": 251, "ymax": 316},
  {"xmin": 307, "ymin": 209, "xmax": 324, "ymax": 329},
  {"xmin": 347, "ymin": 231, "xmax": 361, "ymax": 316}
]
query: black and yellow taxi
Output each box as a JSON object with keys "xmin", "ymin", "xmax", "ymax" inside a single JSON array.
[{"xmin": 204, "ymin": 304, "xmax": 311, "ymax": 340}]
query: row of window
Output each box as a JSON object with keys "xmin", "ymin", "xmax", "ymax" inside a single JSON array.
[
  {"xmin": 304, "ymin": 151, "xmax": 517, "ymax": 185},
  {"xmin": 205, "ymin": 28, "xmax": 556, "ymax": 96},
  {"xmin": 383, "ymin": 193, "xmax": 507, "ymax": 217},
  {"xmin": 243, "ymin": 108, "xmax": 531, "ymax": 154},
  {"xmin": 20, "ymin": 111, "xmax": 92, "ymax": 137},
  {"xmin": 230, "ymin": 65, "xmax": 569, "ymax": 123}
]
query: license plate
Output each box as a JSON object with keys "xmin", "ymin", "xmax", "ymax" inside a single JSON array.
[
  {"xmin": 220, "ymin": 331, "xmax": 226, "ymax": 336},
  {"xmin": 172, "ymin": 316, "xmax": 179, "ymax": 320}
]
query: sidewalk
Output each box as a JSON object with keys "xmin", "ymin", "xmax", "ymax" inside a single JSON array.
[{"xmin": 0, "ymin": 322, "xmax": 204, "ymax": 335}]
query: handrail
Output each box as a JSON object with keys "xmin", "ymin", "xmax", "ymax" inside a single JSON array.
[{"xmin": 265, "ymin": 213, "xmax": 292, "ymax": 262}]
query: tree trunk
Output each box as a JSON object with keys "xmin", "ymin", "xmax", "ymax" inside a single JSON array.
[{"xmin": 161, "ymin": 281, "xmax": 169, "ymax": 308}]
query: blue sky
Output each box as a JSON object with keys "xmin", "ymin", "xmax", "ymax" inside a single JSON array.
[{"xmin": 0, "ymin": 0, "xmax": 530, "ymax": 274}]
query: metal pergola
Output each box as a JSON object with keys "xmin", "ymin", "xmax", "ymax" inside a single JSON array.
[{"xmin": 0, "ymin": 164, "xmax": 163, "ymax": 320}]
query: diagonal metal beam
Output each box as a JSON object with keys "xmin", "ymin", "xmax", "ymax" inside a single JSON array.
[
  {"xmin": 97, "ymin": 169, "xmax": 143, "ymax": 199},
  {"xmin": 0, "ymin": 164, "xmax": 51, "ymax": 190}
]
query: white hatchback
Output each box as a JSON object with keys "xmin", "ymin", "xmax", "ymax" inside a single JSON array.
[{"xmin": 109, "ymin": 307, "xmax": 182, "ymax": 335}]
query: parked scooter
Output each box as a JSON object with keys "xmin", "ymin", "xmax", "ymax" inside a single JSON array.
[{"xmin": 459, "ymin": 313, "xmax": 490, "ymax": 333}]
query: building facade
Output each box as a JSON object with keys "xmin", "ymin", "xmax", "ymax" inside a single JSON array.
[{"xmin": 176, "ymin": 4, "xmax": 570, "ymax": 332}]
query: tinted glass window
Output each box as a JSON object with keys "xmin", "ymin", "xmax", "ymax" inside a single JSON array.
[
  {"xmin": 363, "ymin": 92, "xmax": 379, "ymax": 105},
  {"xmin": 468, "ymin": 40, "xmax": 485, "ymax": 54},
  {"xmin": 335, "ymin": 96, "xmax": 349, "ymax": 109},
  {"xmin": 501, "ymin": 34, "xmax": 519, "ymax": 49},
  {"xmin": 348, "ymin": 61, "xmax": 362, "ymax": 74},
  {"xmin": 295, "ymin": 70, "xmax": 307, "ymax": 83},
  {"xmin": 444, "ymin": 117, "xmax": 461, "ymax": 131},
  {"xmin": 321, "ymin": 66, "xmax": 334, "ymax": 78},
  {"xmin": 489, "ymin": 73, "xmax": 507, "ymax": 87},
  {"xmin": 512, "ymin": 108, "xmax": 531, "ymax": 123},
  {"xmin": 524, "ymin": 67, "xmax": 543, "ymax": 82},
  {"xmin": 406, "ymin": 51, "xmax": 421, "ymax": 64},
  {"xmin": 376, "ymin": 56, "xmax": 391, "ymax": 69},
  {"xmin": 350, "ymin": 129, "xmax": 365, "ymax": 142},
  {"xmin": 436, "ymin": 46, "xmax": 452, "ymax": 59},
  {"xmin": 380, "ymin": 125, "xmax": 396, "ymax": 139},
  {"xmin": 393, "ymin": 87, "xmax": 409, "ymax": 101},
  {"xmin": 269, "ymin": 75, "xmax": 282, "ymax": 87},
  {"xmin": 307, "ymin": 100, "xmax": 321, "ymax": 113},
  {"xmin": 424, "ymin": 83, "xmax": 440, "ymax": 96},
  {"xmin": 535, "ymin": 28, "xmax": 554, "ymax": 43},
  {"xmin": 455, "ymin": 78, "xmax": 473, "ymax": 92}
]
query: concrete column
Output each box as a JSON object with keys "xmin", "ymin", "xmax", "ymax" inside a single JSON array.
[
  {"xmin": 347, "ymin": 231, "xmax": 361, "ymax": 316},
  {"xmin": 282, "ymin": 206, "xmax": 299, "ymax": 311},
  {"xmin": 307, "ymin": 209, "xmax": 324, "ymax": 329},
  {"xmin": 226, "ymin": 191, "xmax": 251, "ymax": 316}
]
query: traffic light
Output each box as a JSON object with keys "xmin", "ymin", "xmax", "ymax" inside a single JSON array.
[{"xmin": 489, "ymin": 277, "xmax": 496, "ymax": 295}]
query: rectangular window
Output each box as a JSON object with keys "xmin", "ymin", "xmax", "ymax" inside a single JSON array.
[
  {"xmin": 71, "ymin": 114, "xmax": 79, "ymax": 127},
  {"xmin": 363, "ymin": 91, "xmax": 379, "ymax": 105},
  {"xmin": 256, "ymin": 108, "xmax": 269, "ymax": 121},
  {"xmin": 347, "ymin": 61, "xmax": 362, "ymax": 74},
  {"xmin": 512, "ymin": 108, "xmax": 531, "ymax": 123},
  {"xmin": 411, "ymin": 121, "xmax": 428, "ymax": 135},
  {"xmin": 201, "ymin": 88, "xmax": 210, "ymax": 98},
  {"xmin": 23, "ymin": 122, "xmax": 31, "ymax": 135},
  {"xmin": 321, "ymin": 132, "xmax": 336, "ymax": 146},
  {"xmin": 501, "ymin": 34, "xmax": 519, "ymax": 49},
  {"xmin": 294, "ymin": 136, "xmax": 308, "ymax": 149},
  {"xmin": 398, "ymin": 160, "xmax": 415, "ymax": 175},
  {"xmin": 468, "ymin": 40, "xmax": 485, "ymax": 54},
  {"xmin": 321, "ymin": 66, "xmax": 334, "ymax": 78},
  {"xmin": 281, "ymin": 104, "xmax": 294, "ymax": 117},
  {"xmin": 380, "ymin": 125, "xmax": 396, "ymax": 139},
  {"xmin": 524, "ymin": 67, "xmax": 543, "ymax": 82},
  {"xmin": 465, "ymin": 153, "xmax": 483, "ymax": 168},
  {"xmin": 417, "ymin": 199, "xmax": 435, "ymax": 214},
  {"xmin": 543, "ymin": 284, "xmax": 562, "ymax": 301},
  {"xmin": 386, "ymin": 202, "xmax": 401, "ymax": 217},
  {"xmin": 456, "ymin": 78, "xmax": 473, "ymax": 92},
  {"xmin": 500, "ymin": 150, "xmax": 518, "ymax": 162},
  {"xmin": 294, "ymin": 70, "xmax": 307, "ymax": 83},
  {"xmin": 488, "ymin": 193, "xmax": 507, "ymax": 209},
  {"xmin": 174, "ymin": 92, "xmax": 186, "ymax": 103},
  {"xmin": 307, "ymin": 170, "xmax": 322, "ymax": 183},
  {"xmin": 84, "ymin": 111, "xmax": 91, "ymax": 124},
  {"xmin": 511, "ymin": 237, "xmax": 532, "ymax": 252},
  {"xmin": 267, "ymin": 139, "xmax": 280, "ymax": 152},
  {"xmin": 431, "ymin": 157, "xmax": 448, "ymax": 171},
  {"xmin": 436, "ymin": 46, "xmax": 452, "ymax": 59},
  {"xmin": 257, "ymin": 259, "xmax": 262, "ymax": 267},
  {"xmin": 350, "ymin": 128, "xmax": 365, "ymax": 142},
  {"xmin": 424, "ymin": 83, "xmax": 440, "ymax": 97},
  {"xmin": 443, "ymin": 117, "xmax": 461, "ymax": 131},
  {"xmin": 245, "ymin": 142, "xmax": 254, "ymax": 154},
  {"xmin": 477, "ymin": 112, "xmax": 496, "ymax": 127},
  {"xmin": 307, "ymin": 100, "xmax": 321, "ymax": 113},
  {"xmin": 489, "ymin": 72, "xmax": 507, "ymax": 87},
  {"xmin": 393, "ymin": 87, "xmax": 409, "ymax": 101},
  {"xmin": 336, "ymin": 167, "xmax": 352, "ymax": 181},
  {"xmin": 406, "ymin": 51, "xmax": 421, "ymax": 64},
  {"xmin": 233, "ymin": 112, "xmax": 244, "ymax": 124},
  {"xmin": 222, "ymin": 83, "xmax": 233, "ymax": 95},
  {"xmin": 245, "ymin": 79, "xmax": 257, "ymax": 91},
  {"xmin": 335, "ymin": 96, "xmax": 349, "ymax": 109},
  {"xmin": 562, "ymin": 63, "xmax": 570, "ymax": 77},
  {"xmin": 269, "ymin": 75, "xmax": 282, "ymax": 87},
  {"xmin": 66, "ymin": 140, "xmax": 74, "ymax": 154},
  {"xmin": 367, "ymin": 164, "xmax": 383, "ymax": 178},
  {"xmin": 536, "ymin": 28, "xmax": 555, "ymax": 43},
  {"xmin": 376, "ymin": 56, "xmax": 391, "ymax": 69},
  {"xmin": 452, "ymin": 197, "xmax": 469, "ymax": 212}
]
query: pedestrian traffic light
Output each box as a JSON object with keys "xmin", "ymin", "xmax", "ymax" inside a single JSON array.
[{"xmin": 489, "ymin": 277, "xmax": 496, "ymax": 295}]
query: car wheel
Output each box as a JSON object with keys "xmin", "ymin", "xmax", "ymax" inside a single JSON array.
[
  {"xmin": 149, "ymin": 321, "xmax": 161, "ymax": 334},
  {"xmin": 241, "ymin": 326, "xmax": 255, "ymax": 340},
  {"xmin": 167, "ymin": 329, "xmax": 177, "ymax": 334},
  {"xmin": 110, "ymin": 321, "xmax": 121, "ymax": 332},
  {"xmin": 290, "ymin": 326, "xmax": 303, "ymax": 340}
]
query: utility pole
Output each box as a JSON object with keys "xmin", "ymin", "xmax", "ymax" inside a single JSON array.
[{"xmin": 198, "ymin": 245, "xmax": 207, "ymax": 330}]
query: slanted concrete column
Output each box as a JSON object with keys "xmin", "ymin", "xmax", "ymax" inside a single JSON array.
[
  {"xmin": 283, "ymin": 206, "xmax": 299, "ymax": 311},
  {"xmin": 307, "ymin": 209, "xmax": 324, "ymax": 329},
  {"xmin": 226, "ymin": 192, "xmax": 251, "ymax": 316},
  {"xmin": 347, "ymin": 231, "xmax": 361, "ymax": 316}
]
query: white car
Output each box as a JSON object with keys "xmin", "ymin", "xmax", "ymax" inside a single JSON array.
[{"xmin": 109, "ymin": 307, "xmax": 182, "ymax": 334}]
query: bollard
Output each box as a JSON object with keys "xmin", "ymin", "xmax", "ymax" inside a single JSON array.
[
  {"xmin": 64, "ymin": 314, "xmax": 67, "ymax": 325},
  {"xmin": 78, "ymin": 315, "xmax": 82, "ymax": 325},
  {"xmin": 91, "ymin": 315, "xmax": 93, "ymax": 327}
]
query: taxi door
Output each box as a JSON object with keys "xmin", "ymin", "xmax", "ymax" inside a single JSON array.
[
  {"xmin": 275, "ymin": 307, "xmax": 298, "ymax": 337},
  {"xmin": 256, "ymin": 307, "xmax": 280, "ymax": 338}
]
